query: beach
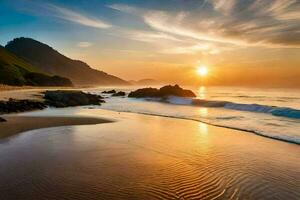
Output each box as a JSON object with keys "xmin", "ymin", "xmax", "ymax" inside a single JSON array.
[
  {"xmin": 0, "ymin": 85, "xmax": 75, "ymax": 101},
  {"xmin": 0, "ymin": 107, "xmax": 299, "ymax": 199}
]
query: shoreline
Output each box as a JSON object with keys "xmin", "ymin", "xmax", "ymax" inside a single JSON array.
[
  {"xmin": 118, "ymin": 111, "xmax": 300, "ymax": 145},
  {"xmin": 0, "ymin": 115, "xmax": 113, "ymax": 139}
]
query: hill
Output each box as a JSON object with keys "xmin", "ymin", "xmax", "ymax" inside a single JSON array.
[
  {"xmin": 5, "ymin": 37, "xmax": 128, "ymax": 86},
  {"xmin": 0, "ymin": 45, "xmax": 72, "ymax": 86}
]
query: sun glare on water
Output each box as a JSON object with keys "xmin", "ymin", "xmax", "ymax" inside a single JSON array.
[{"xmin": 197, "ymin": 66, "xmax": 208, "ymax": 77}]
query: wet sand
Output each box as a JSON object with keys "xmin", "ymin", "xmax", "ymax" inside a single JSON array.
[
  {"xmin": 0, "ymin": 85, "xmax": 99, "ymax": 101},
  {"xmin": 0, "ymin": 109, "xmax": 299, "ymax": 200},
  {"xmin": 0, "ymin": 87, "xmax": 72, "ymax": 101},
  {"xmin": 0, "ymin": 116, "xmax": 113, "ymax": 139}
]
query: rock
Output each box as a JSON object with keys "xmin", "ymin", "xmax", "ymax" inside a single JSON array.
[
  {"xmin": 43, "ymin": 90, "xmax": 105, "ymax": 108},
  {"xmin": 0, "ymin": 98, "xmax": 46, "ymax": 114},
  {"xmin": 0, "ymin": 90, "xmax": 106, "ymax": 114},
  {"xmin": 102, "ymin": 90, "xmax": 116, "ymax": 94},
  {"xmin": 159, "ymin": 85, "xmax": 196, "ymax": 97},
  {"xmin": 112, "ymin": 91, "xmax": 126, "ymax": 96},
  {"xmin": 128, "ymin": 88, "xmax": 158, "ymax": 98},
  {"xmin": 128, "ymin": 84, "xmax": 196, "ymax": 98},
  {"xmin": 0, "ymin": 117, "xmax": 6, "ymax": 122}
]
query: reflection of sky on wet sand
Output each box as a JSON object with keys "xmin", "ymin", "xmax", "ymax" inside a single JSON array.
[
  {"xmin": 0, "ymin": 108, "xmax": 299, "ymax": 199},
  {"xmin": 197, "ymin": 86, "xmax": 206, "ymax": 99},
  {"xmin": 198, "ymin": 122, "xmax": 208, "ymax": 135},
  {"xmin": 198, "ymin": 107, "xmax": 208, "ymax": 117}
]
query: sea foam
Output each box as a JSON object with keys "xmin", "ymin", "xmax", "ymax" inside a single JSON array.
[{"xmin": 161, "ymin": 96, "xmax": 300, "ymax": 119}]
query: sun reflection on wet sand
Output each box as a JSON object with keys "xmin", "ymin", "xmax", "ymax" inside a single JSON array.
[
  {"xmin": 198, "ymin": 122, "xmax": 208, "ymax": 135},
  {"xmin": 197, "ymin": 86, "xmax": 206, "ymax": 99},
  {"xmin": 198, "ymin": 107, "xmax": 208, "ymax": 117}
]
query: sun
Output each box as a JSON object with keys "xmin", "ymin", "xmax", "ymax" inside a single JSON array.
[{"xmin": 197, "ymin": 66, "xmax": 208, "ymax": 76}]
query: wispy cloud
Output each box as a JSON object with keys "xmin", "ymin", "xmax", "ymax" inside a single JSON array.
[
  {"xmin": 121, "ymin": 29, "xmax": 183, "ymax": 43},
  {"xmin": 143, "ymin": 11, "xmax": 242, "ymax": 45},
  {"xmin": 107, "ymin": 4, "xmax": 140, "ymax": 15},
  {"xmin": 77, "ymin": 42, "xmax": 93, "ymax": 48},
  {"xmin": 47, "ymin": 4, "xmax": 112, "ymax": 29},
  {"xmin": 20, "ymin": 2, "xmax": 112, "ymax": 29},
  {"xmin": 251, "ymin": 0, "xmax": 300, "ymax": 21},
  {"xmin": 109, "ymin": 1, "xmax": 300, "ymax": 48},
  {"xmin": 212, "ymin": 0, "xmax": 237, "ymax": 15},
  {"xmin": 160, "ymin": 43, "xmax": 222, "ymax": 55}
]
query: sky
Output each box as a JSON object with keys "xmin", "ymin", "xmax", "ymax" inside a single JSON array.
[{"xmin": 1, "ymin": 0, "xmax": 299, "ymax": 87}]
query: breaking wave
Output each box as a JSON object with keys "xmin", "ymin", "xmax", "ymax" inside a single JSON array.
[{"xmin": 161, "ymin": 96, "xmax": 300, "ymax": 119}]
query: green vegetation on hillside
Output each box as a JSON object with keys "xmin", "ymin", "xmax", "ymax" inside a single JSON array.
[
  {"xmin": 0, "ymin": 46, "xmax": 72, "ymax": 86},
  {"xmin": 6, "ymin": 37, "xmax": 128, "ymax": 86}
]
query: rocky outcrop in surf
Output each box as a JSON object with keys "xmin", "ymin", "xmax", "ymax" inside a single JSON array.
[
  {"xmin": 112, "ymin": 91, "xmax": 126, "ymax": 96},
  {"xmin": 0, "ymin": 98, "xmax": 46, "ymax": 114},
  {"xmin": 128, "ymin": 85, "xmax": 196, "ymax": 98},
  {"xmin": 43, "ymin": 90, "xmax": 105, "ymax": 108},
  {"xmin": 102, "ymin": 90, "xmax": 116, "ymax": 94}
]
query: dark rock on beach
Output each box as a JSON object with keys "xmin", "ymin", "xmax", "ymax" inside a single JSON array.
[
  {"xmin": 112, "ymin": 91, "xmax": 126, "ymax": 96},
  {"xmin": 102, "ymin": 90, "xmax": 116, "ymax": 94},
  {"xmin": 0, "ymin": 90, "xmax": 106, "ymax": 116},
  {"xmin": 128, "ymin": 84, "xmax": 196, "ymax": 98},
  {"xmin": 43, "ymin": 90, "xmax": 105, "ymax": 108},
  {"xmin": 0, "ymin": 98, "xmax": 46, "ymax": 114},
  {"xmin": 0, "ymin": 117, "xmax": 6, "ymax": 122}
]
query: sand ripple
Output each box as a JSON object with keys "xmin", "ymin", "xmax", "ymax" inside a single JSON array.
[{"xmin": 0, "ymin": 111, "xmax": 299, "ymax": 199}]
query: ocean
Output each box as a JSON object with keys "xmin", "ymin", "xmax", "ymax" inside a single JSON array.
[{"xmin": 88, "ymin": 86, "xmax": 300, "ymax": 145}]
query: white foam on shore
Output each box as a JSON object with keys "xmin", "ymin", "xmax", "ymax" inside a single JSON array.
[{"xmin": 162, "ymin": 96, "xmax": 300, "ymax": 119}]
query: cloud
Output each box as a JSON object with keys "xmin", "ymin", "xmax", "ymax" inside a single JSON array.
[
  {"xmin": 212, "ymin": 0, "xmax": 237, "ymax": 14},
  {"xmin": 108, "ymin": 1, "xmax": 300, "ymax": 48},
  {"xmin": 143, "ymin": 10, "xmax": 243, "ymax": 45},
  {"xmin": 121, "ymin": 29, "xmax": 183, "ymax": 43},
  {"xmin": 77, "ymin": 42, "xmax": 93, "ymax": 48},
  {"xmin": 107, "ymin": 4, "xmax": 140, "ymax": 15},
  {"xmin": 48, "ymin": 4, "xmax": 112, "ymax": 29},
  {"xmin": 20, "ymin": 2, "xmax": 112, "ymax": 29},
  {"xmin": 249, "ymin": 0, "xmax": 300, "ymax": 21},
  {"xmin": 160, "ymin": 43, "xmax": 221, "ymax": 55}
]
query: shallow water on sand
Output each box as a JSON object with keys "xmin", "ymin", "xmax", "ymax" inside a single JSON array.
[{"xmin": 0, "ymin": 109, "xmax": 299, "ymax": 200}]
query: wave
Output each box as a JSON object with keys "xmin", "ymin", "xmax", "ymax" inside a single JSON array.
[{"xmin": 159, "ymin": 96, "xmax": 300, "ymax": 119}]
